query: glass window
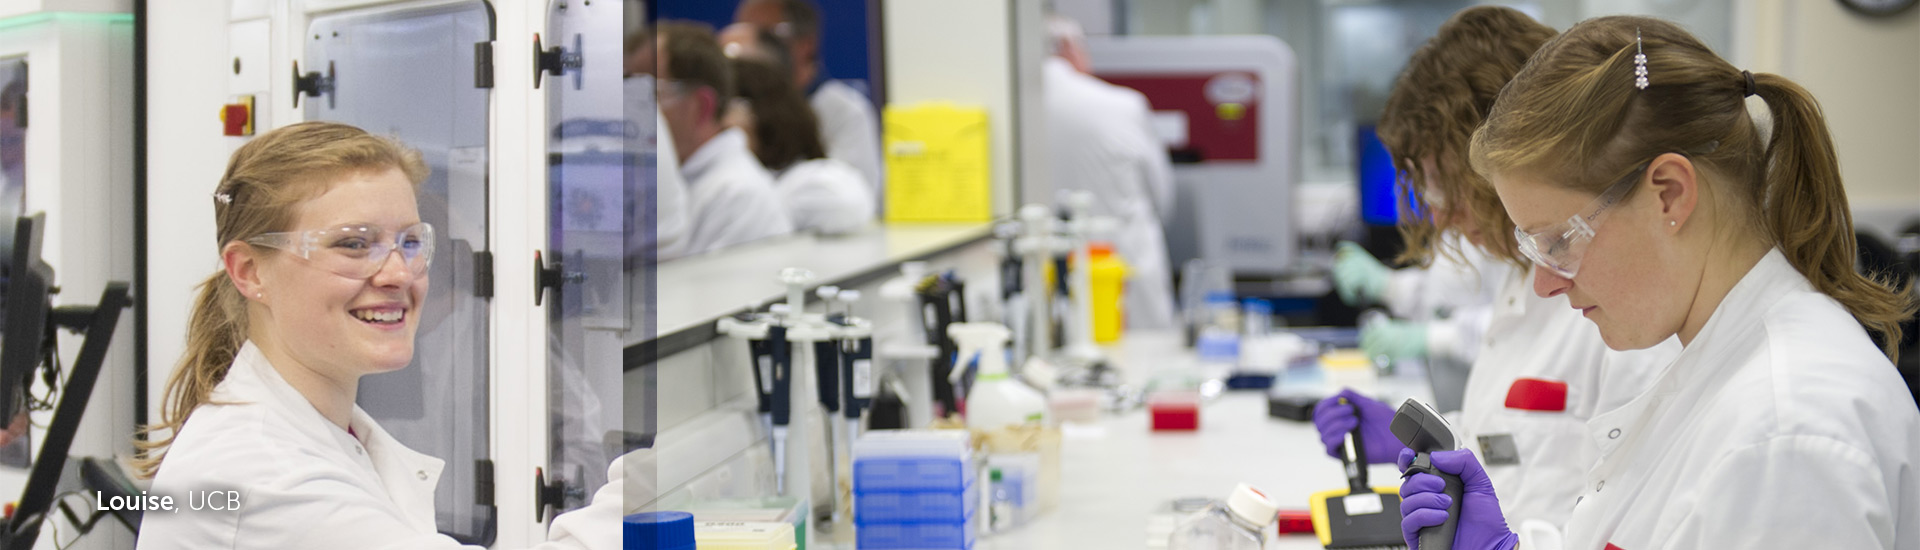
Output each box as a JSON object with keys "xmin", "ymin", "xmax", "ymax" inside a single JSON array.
[
  {"xmin": 306, "ymin": 2, "xmax": 495, "ymax": 542},
  {"xmin": 546, "ymin": 0, "xmax": 630, "ymax": 516}
]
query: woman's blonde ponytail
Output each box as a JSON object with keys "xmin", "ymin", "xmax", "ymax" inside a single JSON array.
[
  {"xmin": 1752, "ymin": 74, "xmax": 1917, "ymax": 360},
  {"xmin": 133, "ymin": 271, "xmax": 248, "ymax": 477}
]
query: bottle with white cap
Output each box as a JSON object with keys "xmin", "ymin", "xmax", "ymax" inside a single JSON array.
[{"xmin": 1166, "ymin": 483, "xmax": 1278, "ymax": 550}]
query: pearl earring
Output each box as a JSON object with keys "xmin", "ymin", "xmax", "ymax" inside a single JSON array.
[{"xmin": 1669, "ymin": 220, "xmax": 1677, "ymax": 227}]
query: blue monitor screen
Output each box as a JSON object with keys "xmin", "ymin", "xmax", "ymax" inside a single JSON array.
[{"xmin": 1357, "ymin": 125, "xmax": 1404, "ymax": 226}]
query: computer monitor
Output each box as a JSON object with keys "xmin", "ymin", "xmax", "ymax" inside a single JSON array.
[
  {"xmin": 0, "ymin": 212, "xmax": 48, "ymax": 421},
  {"xmin": 1356, "ymin": 125, "xmax": 1402, "ymax": 227},
  {"xmin": 0, "ymin": 211, "xmax": 132, "ymax": 546}
]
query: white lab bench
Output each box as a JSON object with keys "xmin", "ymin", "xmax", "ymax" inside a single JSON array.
[
  {"xmin": 638, "ymin": 223, "xmax": 997, "ymax": 346},
  {"xmin": 809, "ymin": 330, "xmax": 1430, "ymax": 549}
]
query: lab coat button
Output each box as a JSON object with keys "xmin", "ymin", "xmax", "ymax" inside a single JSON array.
[
  {"xmin": 417, "ymin": 470, "xmax": 428, "ymax": 480},
  {"xmin": 1608, "ymin": 428, "xmax": 1621, "ymax": 439},
  {"xmin": 354, "ymin": 446, "xmax": 364, "ymax": 455},
  {"xmin": 1597, "ymin": 480, "xmax": 1605, "ymax": 491}
]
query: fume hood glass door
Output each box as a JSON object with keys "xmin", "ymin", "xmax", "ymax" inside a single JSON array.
[
  {"xmin": 306, "ymin": 2, "xmax": 495, "ymax": 543},
  {"xmin": 544, "ymin": 0, "xmax": 627, "ymax": 516}
]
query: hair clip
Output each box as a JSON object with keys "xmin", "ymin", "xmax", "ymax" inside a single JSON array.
[
  {"xmin": 213, "ymin": 192, "xmax": 233, "ymax": 205},
  {"xmin": 1634, "ymin": 29, "xmax": 1649, "ymax": 90}
]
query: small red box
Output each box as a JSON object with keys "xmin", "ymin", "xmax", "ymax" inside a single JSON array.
[
  {"xmin": 1148, "ymin": 391, "xmax": 1200, "ymax": 431},
  {"xmin": 1275, "ymin": 509, "xmax": 1314, "ymax": 534}
]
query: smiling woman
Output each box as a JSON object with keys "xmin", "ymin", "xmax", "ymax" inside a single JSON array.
[
  {"xmin": 130, "ymin": 122, "xmax": 623, "ymax": 550},
  {"xmin": 136, "ymin": 121, "xmax": 430, "ymax": 478}
]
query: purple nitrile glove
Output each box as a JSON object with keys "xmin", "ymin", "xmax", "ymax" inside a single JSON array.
[
  {"xmin": 1312, "ymin": 388, "xmax": 1407, "ymax": 464},
  {"xmin": 1397, "ymin": 448, "xmax": 1518, "ymax": 550}
]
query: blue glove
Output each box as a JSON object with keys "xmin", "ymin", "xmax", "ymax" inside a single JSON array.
[
  {"xmin": 1312, "ymin": 388, "xmax": 1407, "ymax": 464},
  {"xmin": 1333, "ymin": 241, "xmax": 1391, "ymax": 305},
  {"xmin": 1361, "ymin": 319, "xmax": 1429, "ymax": 360},
  {"xmin": 1397, "ymin": 448, "xmax": 1518, "ymax": 550}
]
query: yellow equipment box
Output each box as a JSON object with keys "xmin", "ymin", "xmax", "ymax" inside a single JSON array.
[{"xmin": 882, "ymin": 102, "xmax": 991, "ymax": 223}]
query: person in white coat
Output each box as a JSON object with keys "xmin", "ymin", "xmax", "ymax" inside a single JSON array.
[
  {"xmin": 1044, "ymin": 15, "xmax": 1178, "ymax": 330},
  {"xmin": 1397, "ymin": 16, "xmax": 1920, "ymax": 550},
  {"xmin": 658, "ymin": 22, "xmax": 793, "ymax": 255},
  {"xmin": 1335, "ymin": 234, "xmax": 1512, "ymax": 412},
  {"xmin": 134, "ymin": 122, "xmax": 623, "ymax": 549},
  {"xmin": 722, "ymin": 28, "xmax": 874, "ymax": 234},
  {"xmin": 735, "ymin": 0, "xmax": 885, "ymax": 208},
  {"xmin": 1314, "ymin": 7, "xmax": 1677, "ymax": 538}
]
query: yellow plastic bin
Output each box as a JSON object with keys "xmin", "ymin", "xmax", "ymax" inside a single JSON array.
[{"xmin": 1087, "ymin": 242, "xmax": 1129, "ymax": 343}]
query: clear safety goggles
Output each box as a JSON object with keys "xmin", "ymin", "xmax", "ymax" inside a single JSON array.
[
  {"xmin": 247, "ymin": 222, "xmax": 435, "ymax": 279},
  {"xmin": 1513, "ymin": 163, "xmax": 1647, "ymax": 279}
]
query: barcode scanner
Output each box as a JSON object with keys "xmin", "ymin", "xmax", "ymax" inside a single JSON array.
[{"xmin": 1392, "ymin": 398, "xmax": 1464, "ymax": 550}]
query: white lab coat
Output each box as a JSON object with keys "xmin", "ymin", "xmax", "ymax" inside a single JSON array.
[
  {"xmin": 681, "ymin": 127, "xmax": 794, "ymax": 255},
  {"xmin": 1450, "ymin": 266, "xmax": 1675, "ymax": 534},
  {"xmin": 1380, "ymin": 238, "xmax": 1515, "ymax": 412},
  {"xmin": 773, "ymin": 157, "xmax": 875, "ymax": 235},
  {"xmin": 1527, "ymin": 249, "xmax": 1920, "ymax": 550},
  {"xmin": 809, "ymin": 79, "xmax": 885, "ymax": 209},
  {"xmin": 1381, "ymin": 237, "xmax": 1514, "ymax": 364},
  {"xmin": 138, "ymin": 342, "xmax": 626, "ymax": 549},
  {"xmin": 1042, "ymin": 57, "xmax": 1178, "ymax": 329}
]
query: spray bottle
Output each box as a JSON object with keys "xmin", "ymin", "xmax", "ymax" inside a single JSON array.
[{"xmin": 948, "ymin": 322, "xmax": 1049, "ymax": 430}]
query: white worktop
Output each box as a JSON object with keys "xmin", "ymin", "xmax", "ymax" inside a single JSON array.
[
  {"xmin": 633, "ymin": 223, "xmax": 996, "ymax": 346},
  {"xmin": 808, "ymin": 330, "xmax": 1430, "ymax": 549}
]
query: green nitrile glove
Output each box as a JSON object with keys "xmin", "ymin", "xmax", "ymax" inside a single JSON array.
[
  {"xmin": 1360, "ymin": 319, "xmax": 1429, "ymax": 360},
  {"xmin": 1334, "ymin": 241, "xmax": 1391, "ymax": 306}
]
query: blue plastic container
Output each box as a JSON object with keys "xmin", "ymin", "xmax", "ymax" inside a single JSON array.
[
  {"xmin": 856, "ymin": 518, "xmax": 977, "ymax": 550},
  {"xmin": 855, "ymin": 484, "xmax": 979, "ymax": 523},
  {"xmin": 854, "ymin": 457, "xmax": 975, "ymax": 492},
  {"xmin": 623, "ymin": 511, "xmax": 695, "ymax": 550}
]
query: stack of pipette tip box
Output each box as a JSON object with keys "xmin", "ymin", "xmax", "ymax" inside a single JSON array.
[{"xmin": 853, "ymin": 430, "xmax": 979, "ymax": 549}]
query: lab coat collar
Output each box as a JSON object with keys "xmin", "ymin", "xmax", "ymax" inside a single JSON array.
[
  {"xmin": 218, "ymin": 342, "xmax": 446, "ymax": 532},
  {"xmin": 804, "ymin": 68, "xmax": 830, "ymax": 97},
  {"xmin": 1042, "ymin": 57, "xmax": 1097, "ymax": 91},
  {"xmin": 352, "ymin": 406, "xmax": 445, "ymax": 532},
  {"xmin": 1042, "ymin": 56, "xmax": 1074, "ymax": 76},
  {"xmin": 680, "ymin": 127, "xmax": 751, "ymax": 186},
  {"xmin": 1495, "ymin": 265, "xmax": 1534, "ymax": 319},
  {"xmin": 1586, "ymin": 248, "xmax": 1799, "ymax": 459}
]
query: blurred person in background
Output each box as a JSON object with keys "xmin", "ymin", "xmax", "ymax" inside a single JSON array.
[
  {"xmin": 657, "ymin": 21, "xmax": 793, "ymax": 254},
  {"xmin": 735, "ymin": 0, "xmax": 884, "ymax": 211},
  {"xmin": 1043, "ymin": 14, "xmax": 1177, "ymax": 329},
  {"xmin": 725, "ymin": 31, "xmax": 874, "ymax": 235}
]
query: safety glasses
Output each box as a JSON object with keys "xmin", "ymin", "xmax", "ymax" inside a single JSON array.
[
  {"xmin": 247, "ymin": 222, "xmax": 435, "ymax": 279},
  {"xmin": 1513, "ymin": 163, "xmax": 1648, "ymax": 279}
]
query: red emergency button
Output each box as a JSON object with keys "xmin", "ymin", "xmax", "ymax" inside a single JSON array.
[{"xmin": 221, "ymin": 95, "xmax": 254, "ymax": 136}]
